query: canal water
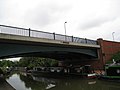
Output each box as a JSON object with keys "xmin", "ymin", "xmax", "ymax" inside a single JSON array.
[{"xmin": 4, "ymin": 72, "xmax": 120, "ymax": 90}]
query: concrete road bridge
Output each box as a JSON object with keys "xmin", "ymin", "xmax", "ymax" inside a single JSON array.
[{"xmin": 0, "ymin": 25, "xmax": 100, "ymax": 63}]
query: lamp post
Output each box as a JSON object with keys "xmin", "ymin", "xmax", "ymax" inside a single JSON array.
[
  {"xmin": 112, "ymin": 32, "xmax": 115, "ymax": 41},
  {"xmin": 112, "ymin": 32, "xmax": 115, "ymax": 58},
  {"xmin": 64, "ymin": 22, "xmax": 67, "ymax": 41}
]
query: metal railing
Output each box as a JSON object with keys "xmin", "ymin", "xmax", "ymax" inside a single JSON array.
[{"xmin": 0, "ymin": 25, "xmax": 97, "ymax": 45}]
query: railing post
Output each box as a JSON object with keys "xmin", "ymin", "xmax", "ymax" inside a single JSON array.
[
  {"xmin": 29, "ymin": 28, "xmax": 31, "ymax": 37},
  {"xmin": 53, "ymin": 32, "xmax": 55, "ymax": 40},
  {"xmin": 85, "ymin": 38, "xmax": 87, "ymax": 44},
  {"xmin": 72, "ymin": 36, "xmax": 74, "ymax": 42}
]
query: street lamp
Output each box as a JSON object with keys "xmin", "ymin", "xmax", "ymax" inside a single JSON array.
[
  {"xmin": 64, "ymin": 22, "xmax": 67, "ymax": 41},
  {"xmin": 112, "ymin": 32, "xmax": 115, "ymax": 60},
  {"xmin": 112, "ymin": 32, "xmax": 115, "ymax": 41}
]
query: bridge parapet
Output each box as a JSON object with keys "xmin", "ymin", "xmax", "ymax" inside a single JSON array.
[{"xmin": 0, "ymin": 25, "xmax": 97, "ymax": 45}]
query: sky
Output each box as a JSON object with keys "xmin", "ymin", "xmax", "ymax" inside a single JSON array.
[
  {"xmin": 1, "ymin": 0, "xmax": 120, "ymax": 42},
  {"xmin": 1, "ymin": 57, "xmax": 21, "ymax": 61}
]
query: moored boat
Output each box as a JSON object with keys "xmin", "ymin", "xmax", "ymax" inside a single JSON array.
[
  {"xmin": 87, "ymin": 73, "xmax": 96, "ymax": 78},
  {"xmin": 31, "ymin": 65, "xmax": 96, "ymax": 78},
  {"xmin": 99, "ymin": 60, "xmax": 120, "ymax": 81}
]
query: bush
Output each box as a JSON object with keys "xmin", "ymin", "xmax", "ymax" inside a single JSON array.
[{"xmin": 106, "ymin": 51, "xmax": 120, "ymax": 64}]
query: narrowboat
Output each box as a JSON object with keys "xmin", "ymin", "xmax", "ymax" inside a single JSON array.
[
  {"xmin": 31, "ymin": 65, "xmax": 96, "ymax": 78},
  {"xmin": 99, "ymin": 60, "xmax": 120, "ymax": 81}
]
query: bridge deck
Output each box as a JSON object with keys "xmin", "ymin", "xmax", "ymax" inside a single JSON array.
[
  {"xmin": 0, "ymin": 33, "xmax": 100, "ymax": 48},
  {"xmin": 0, "ymin": 25, "xmax": 100, "ymax": 59},
  {"xmin": 0, "ymin": 24, "xmax": 98, "ymax": 46}
]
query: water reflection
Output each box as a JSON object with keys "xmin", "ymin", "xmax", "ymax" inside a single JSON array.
[{"xmin": 6, "ymin": 72, "xmax": 120, "ymax": 90}]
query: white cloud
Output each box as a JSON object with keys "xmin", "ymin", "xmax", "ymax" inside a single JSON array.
[
  {"xmin": 0, "ymin": 0, "xmax": 120, "ymax": 41},
  {"xmin": 24, "ymin": 1, "xmax": 71, "ymax": 28}
]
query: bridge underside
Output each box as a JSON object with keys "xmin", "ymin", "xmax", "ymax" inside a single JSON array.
[{"xmin": 0, "ymin": 40, "xmax": 98, "ymax": 62}]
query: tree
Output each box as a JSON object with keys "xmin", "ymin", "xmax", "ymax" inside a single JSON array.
[
  {"xmin": 0, "ymin": 59, "xmax": 14, "ymax": 67},
  {"xmin": 106, "ymin": 51, "xmax": 120, "ymax": 64},
  {"xmin": 18, "ymin": 57, "xmax": 58, "ymax": 68}
]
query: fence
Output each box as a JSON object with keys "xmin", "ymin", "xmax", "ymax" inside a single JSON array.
[{"xmin": 0, "ymin": 25, "xmax": 97, "ymax": 45}]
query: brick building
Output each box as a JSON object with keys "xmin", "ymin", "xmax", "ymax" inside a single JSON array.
[{"xmin": 90, "ymin": 38, "xmax": 120, "ymax": 69}]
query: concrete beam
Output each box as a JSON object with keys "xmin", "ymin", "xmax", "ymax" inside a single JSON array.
[{"xmin": 0, "ymin": 33, "xmax": 100, "ymax": 48}]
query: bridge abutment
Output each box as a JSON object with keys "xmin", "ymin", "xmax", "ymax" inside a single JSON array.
[{"xmin": 88, "ymin": 38, "xmax": 120, "ymax": 69}]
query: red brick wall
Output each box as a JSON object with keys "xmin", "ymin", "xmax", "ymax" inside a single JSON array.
[{"xmin": 96, "ymin": 38, "xmax": 120, "ymax": 68}]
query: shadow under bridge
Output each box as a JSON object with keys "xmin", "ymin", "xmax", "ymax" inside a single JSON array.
[{"xmin": 0, "ymin": 41, "xmax": 98, "ymax": 62}]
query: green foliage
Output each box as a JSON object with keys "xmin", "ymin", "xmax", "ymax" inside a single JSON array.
[
  {"xmin": 0, "ymin": 59, "xmax": 14, "ymax": 67},
  {"xmin": 0, "ymin": 57, "xmax": 58, "ymax": 68},
  {"xmin": 19, "ymin": 57, "xmax": 58, "ymax": 68},
  {"xmin": 106, "ymin": 51, "xmax": 120, "ymax": 64}
]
